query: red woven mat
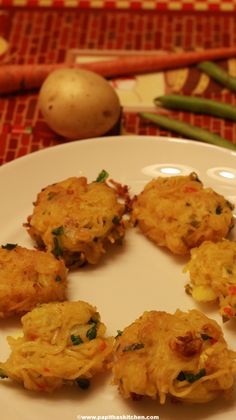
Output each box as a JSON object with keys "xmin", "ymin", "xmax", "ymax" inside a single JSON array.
[
  {"xmin": 1, "ymin": 8, "xmax": 236, "ymax": 164},
  {"xmin": 1, "ymin": 1, "xmax": 236, "ymax": 11}
]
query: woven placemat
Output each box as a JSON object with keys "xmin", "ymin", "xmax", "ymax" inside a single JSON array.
[{"xmin": 0, "ymin": 7, "xmax": 236, "ymax": 164}]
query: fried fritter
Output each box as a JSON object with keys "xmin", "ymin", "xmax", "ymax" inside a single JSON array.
[
  {"xmin": 0, "ymin": 244, "xmax": 67, "ymax": 318},
  {"xmin": 26, "ymin": 175, "xmax": 129, "ymax": 267},
  {"xmin": 113, "ymin": 309, "xmax": 236, "ymax": 404},
  {"xmin": 0, "ymin": 300, "xmax": 114, "ymax": 392},
  {"xmin": 132, "ymin": 172, "xmax": 234, "ymax": 255},
  {"xmin": 185, "ymin": 239, "xmax": 236, "ymax": 322}
]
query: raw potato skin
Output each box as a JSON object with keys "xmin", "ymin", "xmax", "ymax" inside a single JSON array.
[
  {"xmin": 185, "ymin": 239, "xmax": 236, "ymax": 321},
  {"xmin": 113, "ymin": 309, "xmax": 236, "ymax": 404},
  {"xmin": 132, "ymin": 172, "xmax": 234, "ymax": 255},
  {"xmin": 0, "ymin": 245, "xmax": 67, "ymax": 318},
  {"xmin": 0, "ymin": 300, "xmax": 114, "ymax": 392},
  {"xmin": 38, "ymin": 68, "xmax": 121, "ymax": 139},
  {"xmin": 26, "ymin": 176, "xmax": 128, "ymax": 267}
]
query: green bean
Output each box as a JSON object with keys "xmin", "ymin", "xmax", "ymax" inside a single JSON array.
[
  {"xmin": 198, "ymin": 61, "xmax": 236, "ymax": 92},
  {"xmin": 140, "ymin": 112, "xmax": 236, "ymax": 151},
  {"xmin": 154, "ymin": 94, "xmax": 236, "ymax": 122}
]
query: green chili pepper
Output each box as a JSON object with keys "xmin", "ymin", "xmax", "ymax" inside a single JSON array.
[
  {"xmin": 86, "ymin": 323, "xmax": 97, "ymax": 340},
  {"xmin": 52, "ymin": 226, "xmax": 64, "ymax": 236},
  {"xmin": 52, "ymin": 237, "xmax": 63, "ymax": 258},
  {"xmin": 1, "ymin": 243, "xmax": 17, "ymax": 250},
  {"xmin": 198, "ymin": 61, "xmax": 236, "ymax": 92},
  {"xmin": 177, "ymin": 368, "xmax": 206, "ymax": 383},
  {"xmin": 96, "ymin": 170, "xmax": 109, "ymax": 183},
  {"xmin": 154, "ymin": 94, "xmax": 236, "ymax": 122},
  {"xmin": 140, "ymin": 112, "xmax": 236, "ymax": 151},
  {"xmin": 123, "ymin": 343, "xmax": 144, "ymax": 352},
  {"xmin": 51, "ymin": 226, "xmax": 64, "ymax": 257},
  {"xmin": 71, "ymin": 334, "xmax": 83, "ymax": 345}
]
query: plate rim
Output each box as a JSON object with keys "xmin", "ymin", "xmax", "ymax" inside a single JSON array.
[{"xmin": 1, "ymin": 134, "xmax": 236, "ymax": 172}]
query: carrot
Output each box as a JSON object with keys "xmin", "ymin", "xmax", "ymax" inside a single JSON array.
[
  {"xmin": 1, "ymin": 47, "xmax": 236, "ymax": 94},
  {"xmin": 228, "ymin": 285, "xmax": 236, "ymax": 295}
]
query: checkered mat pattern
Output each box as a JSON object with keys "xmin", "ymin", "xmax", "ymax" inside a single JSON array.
[
  {"xmin": 1, "ymin": 8, "xmax": 236, "ymax": 164},
  {"xmin": 1, "ymin": 0, "xmax": 236, "ymax": 10}
]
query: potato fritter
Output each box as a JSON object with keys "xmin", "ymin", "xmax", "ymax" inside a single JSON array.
[
  {"xmin": 113, "ymin": 309, "xmax": 236, "ymax": 404},
  {"xmin": 0, "ymin": 301, "xmax": 114, "ymax": 392},
  {"xmin": 0, "ymin": 244, "xmax": 67, "ymax": 318},
  {"xmin": 131, "ymin": 172, "xmax": 234, "ymax": 255},
  {"xmin": 26, "ymin": 175, "xmax": 129, "ymax": 267},
  {"xmin": 185, "ymin": 239, "xmax": 236, "ymax": 322}
]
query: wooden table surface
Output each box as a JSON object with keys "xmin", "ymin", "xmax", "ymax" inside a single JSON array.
[{"xmin": 1, "ymin": 3, "xmax": 236, "ymax": 164}]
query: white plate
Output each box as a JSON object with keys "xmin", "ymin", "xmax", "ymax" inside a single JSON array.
[{"xmin": 0, "ymin": 135, "xmax": 236, "ymax": 420}]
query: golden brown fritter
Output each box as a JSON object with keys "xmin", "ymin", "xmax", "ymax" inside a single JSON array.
[
  {"xmin": 113, "ymin": 309, "xmax": 236, "ymax": 404},
  {"xmin": 185, "ymin": 239, "xmax": 236, "ymax": 322},
  {"xmin": 0, "ymin": 300, "xmax": 114, "ymax": 392},
  {"xmin": 0, "ymin": 244, "xmax": 67, "ymax": 318},
  {"xmin": 26, "ymin": 175, "xmax": 129, "ymax": 267},
  {"xmin": 132, "ymin": 172, "xmax": 234, "ymax": 255}
]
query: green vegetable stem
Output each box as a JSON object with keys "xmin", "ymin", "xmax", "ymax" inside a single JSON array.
[
  {"xmin": 140, "ymin": 112, "xmax": 236, "ymax": 151},
  {"xmin": 96, "ymin": 169, "xmax": 109, "ymax": 183},
  {"xmin": 154, "ymin": 94, "xmax": 236, "ymax": 122},
  {"xmin": 198, "ymin": 61, "xmax": 236, "ymax": 92},
  {"xmin": 177, "ymin": 368, "xmax": 206, "ymax": 383}
]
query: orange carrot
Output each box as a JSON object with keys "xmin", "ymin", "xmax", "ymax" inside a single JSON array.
[
  {"xmin": 1, "ymin": 47, "xmax": 236, "ymax": 94},
  {"xmin": 228, "ymin": 285, "xmax": 236, "ymax": 295},
  {"xmin": 99, "ymin": 340, "xmax": 107, "ymax": 351}
]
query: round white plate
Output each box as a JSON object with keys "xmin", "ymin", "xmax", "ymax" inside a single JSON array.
[{"xmin": 0, "ymin": 135, "xmax": 236, "ymax": 420}]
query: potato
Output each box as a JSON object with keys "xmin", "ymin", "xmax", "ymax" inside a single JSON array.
[
  {"xmin": 191, "ymin": 285, "xmax": 218, "ymax": 302},
  {"xmin": 38, "ymin": 68, "xmax": 121, "ymax": 140}
]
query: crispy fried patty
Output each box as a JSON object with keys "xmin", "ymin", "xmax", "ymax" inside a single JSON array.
[
  {"xmin": 185, "ymin": 239, "xmax": 236, "ymax": 321},
  {"xmin": 0, "ymin": 300, "xmax": 114, "ymax": 392},
  {"xmin": 0, "ymin": 244, "xmax": 67, "ymax": 318},
  {"xmin": 26, "ymin": 175, "xmax": 129, "ymax": 267},
  {"xmin": 132, "ymin": 172, "xmax": 234, "ymax": 255},
  {"xmin": 113, "ymin": 309, "xmax": 236, "ymax": 404}
]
